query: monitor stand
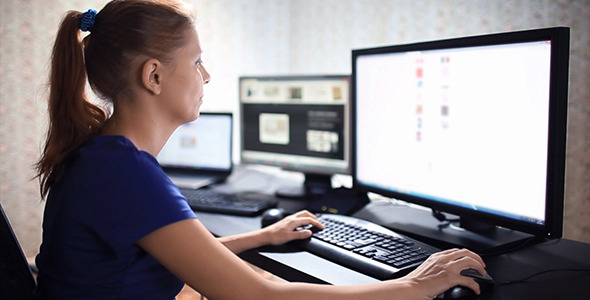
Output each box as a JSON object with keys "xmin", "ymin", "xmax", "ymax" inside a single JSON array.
[
  {"xmin": 275, "ymin": 173, "xmax": 370, "ymax": 215},
  {"xmin": 355, "ymin": 203, "xmax": 539, "ymax": 254},
  {"xmin": 274, "ymin": 173, "xmax": 333, "ymax": 200},
  {"xmin": 449, "ymin": 216, "xmax": 538, "ymax": 254}
]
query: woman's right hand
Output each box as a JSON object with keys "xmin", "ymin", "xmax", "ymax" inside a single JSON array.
[
  {"xmin": 261, "ymin": 210, "xmax": 324, "ymax": 246},
  {"xmin": 396, "ymin": 248, "xmax": 487, "ymax": 300}
]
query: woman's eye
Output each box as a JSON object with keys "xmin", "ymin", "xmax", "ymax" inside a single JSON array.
[{"xmin": 196, "ymin": 59, "xmax": 204, "ymax": 66}]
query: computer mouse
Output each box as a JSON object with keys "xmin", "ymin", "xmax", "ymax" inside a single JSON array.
[
  {"xmin": 460, "ymin": 268, "xmax": 494, "ymax": 289},
  {"xmin": 260, "ymin": 208, "xmax": 285, "ymax": 228},
  {"xmin": 436, "ymin": 285, "xmax": 476, "ymax": 299},
  {"xmin": 436, "ymin": 268, "xmax": 494, "ymax": 299}
]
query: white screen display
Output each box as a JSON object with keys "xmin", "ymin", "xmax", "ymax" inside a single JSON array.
[
  {"xmin": 158, "ymin": 114, "xmax": 232, "ymax": 170},
  {"xmin": 355, "ymin": 41, "xmax": 552, "ymax": 224}
]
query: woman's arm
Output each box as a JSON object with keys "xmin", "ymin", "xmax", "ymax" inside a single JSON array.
[
  {"xmin": 137, "ymin": 217, "xmax": 486, "ymax": 300},
  {"xmin": 217, "ymin": 210, "xmax": 324, "ymax": 254}
]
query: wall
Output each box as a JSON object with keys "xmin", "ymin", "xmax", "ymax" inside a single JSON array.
[{"xmin": 0, "ymin": 0, "xmax": 588, "ymax": 259}]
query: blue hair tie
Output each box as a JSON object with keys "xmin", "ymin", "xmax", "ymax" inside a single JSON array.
[{"xmin": 80, "ymin": 9, "xmax": 97, "ymax": 32}]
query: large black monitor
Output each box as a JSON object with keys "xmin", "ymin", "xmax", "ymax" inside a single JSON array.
[
  {"xmin": 352, "ymin": 27, "xmax": 569, "ymax": 252},
  {"xmin": 239, "ymin": 75, "xmax": 351, "ymax": 199}
]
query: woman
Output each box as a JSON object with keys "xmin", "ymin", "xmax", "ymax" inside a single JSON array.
[{"xmin": 35, "ymin": 1, "xmax": 487, "ymax": 299}]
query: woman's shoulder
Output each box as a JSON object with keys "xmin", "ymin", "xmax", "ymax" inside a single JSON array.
[
  {"xmin": 70, "ymin": 135, "xmax": 184, "ymax": 210},
  {"xmin": 78, "ymin": 135, "xmax": 158, "ymax": 169},
  {"xmin": 82, "ymin": 135, "xmax": 141, "ymax": 155}
]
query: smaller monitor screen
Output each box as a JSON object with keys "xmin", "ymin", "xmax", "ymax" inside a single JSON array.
[
  {"xmin": 158, "ymin": 113, "xmax": 233, "ymax": 171},
  {"xmin": 239, "ymin": 75, "xmax": 351, "ymax": 177}
]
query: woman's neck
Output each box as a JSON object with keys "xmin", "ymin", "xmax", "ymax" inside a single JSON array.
[{"xmin": 101, "ymin": 103, "xmax": 176, "ymax": 157}]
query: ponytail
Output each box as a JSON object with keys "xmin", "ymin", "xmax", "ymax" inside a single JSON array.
[
  {"xmin": 36, "ymin": 0, "xmax": 195, "ymax": 199},
  {"xmin": 36, "ymin": 11, "xmax": 107, "ymax": 198}
]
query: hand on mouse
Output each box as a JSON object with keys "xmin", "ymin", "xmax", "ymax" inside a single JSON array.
[
  {"xmin": 261, "ymin": 210, "xmax": 325, "ymax": 246},
  {"xmin": 395, "ymin": 248, "xmax": 486, "ymax": 300}
]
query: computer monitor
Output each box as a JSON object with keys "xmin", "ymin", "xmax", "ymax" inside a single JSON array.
[
  {"xmin": 352, "ymin": 27, "xmax": 569, "ymax": 252},
  {"xmin": 239, "ymin": 75, "xmax": 351, "ymax": 199}
]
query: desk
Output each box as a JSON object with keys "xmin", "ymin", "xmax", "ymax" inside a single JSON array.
[{"xmin": 197, "ymin": 165, "xmax": 590, "ymax": 299}]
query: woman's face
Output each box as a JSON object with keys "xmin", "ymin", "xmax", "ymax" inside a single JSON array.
[{"xmin": 160, "ymin": 27, "xmax": 210, "ymax": 125}]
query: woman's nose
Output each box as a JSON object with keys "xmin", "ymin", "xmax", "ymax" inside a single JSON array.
[{"xmin": 201, "ymin": 65, "xmax": 211, "ymax": 84}]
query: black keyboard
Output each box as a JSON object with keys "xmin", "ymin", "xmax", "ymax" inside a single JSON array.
[
  {"xmin": 181, "ymin": 188, "xmax": 277, "ymax": 216},
  {"xmin": 292, "ymin": 214, "xmax": 440, "ymax": 280}
]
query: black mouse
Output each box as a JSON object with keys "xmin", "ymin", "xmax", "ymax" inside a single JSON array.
[
  {"xmin": 436, "ymin": 268, "xmax": 494, "ymax": 299},
  {"xmin": 260, "ymin": 208, "xmax": 286, "ymax": 228}
]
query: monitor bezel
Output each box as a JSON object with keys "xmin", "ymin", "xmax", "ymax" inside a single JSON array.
[{"xmin": 351, "ymin": 27, "xmax": 569, "ymax": 239}]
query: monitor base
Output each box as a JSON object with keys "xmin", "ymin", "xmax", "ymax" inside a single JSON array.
[
  {"xmin": 274, "ymin": 173, "xmax": 334, "ymax": 200},
  {"xmin": 355, "ymin": 202, "xmax": 540, "ymax": 254},
  {"xmin": 274, "ymin": 185, "xmax": 311, "ymax": 200},
  {"xmin": 439, "ymin": 219, "xmax": 538, "ymax": 254}
]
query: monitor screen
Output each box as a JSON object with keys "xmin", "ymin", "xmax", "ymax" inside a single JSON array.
[
  {"xmin": 352, "ymin": 27, "xmax": 569, "ymax": 248},
  {"xmin": 158, "ymin": 112, "xmax": 233, "ymax": 172},
  {"xmin": 240, "ymin": 75, "xmax": 351, "ymax": 198}
]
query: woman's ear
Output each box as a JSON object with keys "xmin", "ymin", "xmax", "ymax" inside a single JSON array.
[{"xmin": 141, "ymin": 58, "xmax": 162, "ymax": 95}]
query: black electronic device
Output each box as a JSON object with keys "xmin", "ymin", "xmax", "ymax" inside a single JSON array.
[
  {"xmin": 239, "ymin": 75, "xmax": 351, "ymax": 200},
  {"xmin": 0, "ymin": 202, "xmax": 37, "ymax": 299},
  {"xmin": 304, "ymin": 187, "xmax": 369, "ymax": 215},
  {"xmin": 158, "ymin": 112, "xmax": 233, "ymax": 189},
  {"xmin": 182, "ymin": 188, "xmax": 277, "ymax": 216},
  {"xmin": 436, "ymin": 268, "xmax": 495, "ymax": 299},
  {"xmin": 291, "ymin": 214, "xmax": 440, "ymax": 280},
  {"xmin": 260, "ymin": 208, "xmax": 286, "ymax": 227},
  {"xmin": 352, "ymin": 27, "xmax": 570, "ymax": 252}
]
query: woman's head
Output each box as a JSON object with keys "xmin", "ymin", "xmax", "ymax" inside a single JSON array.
[
  {"xmin": 84, "ymin": 0, "xmax": 195, "ymax": 101},
  {"xmin": 37, "ymin": 0, "xmax": 198, "ymax": 197}
]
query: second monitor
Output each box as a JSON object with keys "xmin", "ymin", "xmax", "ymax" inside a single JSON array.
[{"xmin": 239, "ymin": 75, "xmax": 351, "ymax": 199}]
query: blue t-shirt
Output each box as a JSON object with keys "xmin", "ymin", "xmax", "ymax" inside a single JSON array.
[{"xmin": 35, "ymin": 135, "xmax": 197, "ymax": 299}]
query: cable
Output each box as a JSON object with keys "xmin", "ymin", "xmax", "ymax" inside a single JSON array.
[
  {"xmin": 496, "ymin": 268, "xmax": 590, "ymax": 286},
  {"xmin": 431, "ymin": 209, "xmax": 460, "ymax": 229},
  {"xmin": 478, "ymin": 236, "xmax": 541, "ymax": 257}
]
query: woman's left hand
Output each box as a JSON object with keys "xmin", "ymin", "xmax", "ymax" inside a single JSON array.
[{"xmin": 261, "ymin": 210, "xmax": 324, "ymax": 246}]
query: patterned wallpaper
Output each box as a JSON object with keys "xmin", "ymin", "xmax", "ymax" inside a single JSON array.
[{"xmin": 1, "ymin": 0, "xmax": 588, "ymax": 259}]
